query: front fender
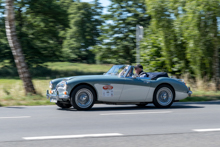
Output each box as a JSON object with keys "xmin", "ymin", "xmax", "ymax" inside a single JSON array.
[{"xmin": 66, "ymin": 80, "xmax": 98, "ymax": 99}]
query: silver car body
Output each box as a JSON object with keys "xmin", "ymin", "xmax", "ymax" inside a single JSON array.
[{"xmin": 46, "ymin": 65, "xmax": 192, "ymax": 104}]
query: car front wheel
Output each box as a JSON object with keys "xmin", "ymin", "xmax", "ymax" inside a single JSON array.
[
  {"xmin": 71, "ymin": 85, "xmax": 95, "ymax": 110},
  {"xmin": 153, "ymin": 84, "xmax": 174, "ymax": 108}
]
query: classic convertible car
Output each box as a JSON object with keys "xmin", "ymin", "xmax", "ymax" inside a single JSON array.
[{"xmin": 46, "ymin": 65, "xmax": 192, "ymax": 110}]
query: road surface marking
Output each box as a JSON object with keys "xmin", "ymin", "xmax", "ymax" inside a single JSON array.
[
  {"xmin": 193, "ymin": 128, "xmax": 220, "ymax": 132},
  {"xmin": 0, "ymin": 116, "xmax": 31, "ymax": 119},
  {"xmin": 23, "ymin": 133, "xmax": 123, "ymax": 140},
  {"xmin": 100, "ymin": 111, "xmax": 172, "ymax": 115}
]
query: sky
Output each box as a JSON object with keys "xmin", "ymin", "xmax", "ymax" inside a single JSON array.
[{"xmin": 81, "ymin": 0, "xmax": 111, "ymax": 14}]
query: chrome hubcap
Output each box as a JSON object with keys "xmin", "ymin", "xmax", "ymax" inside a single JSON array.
[
  {"xmin": 75, "ymin": 88, "xmax": 93, "ymax": 108},
  {"xmin": 80, "ymin": 94, "xmax": 88, "ymax": 101},
  {"xmin": 156, "ymin": 87, "xmax": 173, "ymax": 106}
]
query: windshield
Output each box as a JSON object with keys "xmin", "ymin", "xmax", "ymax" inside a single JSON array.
[{"xmin": 105, "ymin": 65, "xmax": 130, "ymax": 77}]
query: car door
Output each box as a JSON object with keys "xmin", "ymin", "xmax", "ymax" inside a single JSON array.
[
  {"xmin": 94, "ymin": 78, "xmax": 124, "ymax": 102},
  {"xmin": 119, "ymin": 77, "xmax": 151, "ymax": 102}
]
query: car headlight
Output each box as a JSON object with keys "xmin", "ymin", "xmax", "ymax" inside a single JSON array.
[
  {"xmin": 49, "ymin": 81, "xmax": 53, "ymax": 89},
  {"xmin": 57, "ymin": 81, "xmax": 68, "ymax": 89}
]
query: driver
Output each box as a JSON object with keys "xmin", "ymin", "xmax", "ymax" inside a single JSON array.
[{"xmin": 134, "ymin": 64, "xmax": 148, "ymax": 77}]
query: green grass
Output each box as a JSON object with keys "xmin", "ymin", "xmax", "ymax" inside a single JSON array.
[
  {"xmin": 0, "ymin": 79, "xmax": 51, "ymax": 106},
  {"xmin": 180, "ymin": 91, "xmax": 220, "ymax": 102}
]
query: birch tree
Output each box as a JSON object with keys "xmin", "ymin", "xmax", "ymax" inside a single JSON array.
[{"xmin": 5, "ymin": 0, "xmax": 36, "ymax": 95}]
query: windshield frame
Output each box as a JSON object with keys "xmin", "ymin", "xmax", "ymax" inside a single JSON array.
[{"xmin": 105, "ymin": 65, "xmax": 132, "ymax": 78}]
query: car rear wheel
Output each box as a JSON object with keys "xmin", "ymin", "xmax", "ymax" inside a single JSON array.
[
  {"xmin": 71, "ymin": 85, "xmax": 95, "ymax": 110},
  {"xmin": 153, "ymin": 84, "xmax": 174, "ymax": 108},
  {"xmin": 56, "ymin": 101, "xmax": 72, "ymax": 109}
]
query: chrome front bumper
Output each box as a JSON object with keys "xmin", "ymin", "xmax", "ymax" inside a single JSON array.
[{"xmin": 46, "ymin": 90, "xmax": 70, "ymax": 103}]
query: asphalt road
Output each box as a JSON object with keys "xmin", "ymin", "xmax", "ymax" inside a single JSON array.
[{"xmin": 0, "ymin": 101, "xmax": 220, "ymax": 147}]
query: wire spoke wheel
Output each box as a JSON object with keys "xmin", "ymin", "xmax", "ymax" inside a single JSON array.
[
  {"xmin": 153, "ymin": 85, "xmax": 174, "ymax": 108},
  {"xmin": 71, "ymin": 85, "xmax": 96, "ymax": 110},
  {"xmin": 156, "ymin": 87, "xmax": 173, "ymax": 106},
  {"xmin": 75, "ymin": 88, "xmax": 93, "ymax": 108}
]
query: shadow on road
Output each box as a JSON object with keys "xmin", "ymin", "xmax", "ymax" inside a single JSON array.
[{"xmin": 57, "ymin": 103, "xmax": 204, "ymax": 112}]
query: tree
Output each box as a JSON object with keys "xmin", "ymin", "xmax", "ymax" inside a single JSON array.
[
  {"xmin": 140, "ymin": 26, "xmax": 166, "ymax": 72},
  {"xmin": 62, "ymin": 0, "xmax": 103, "ymax": 63},
  {"xmin": 18, "ymin": 0, "xmax": 70, "ymax": 66},
  {"xmin": 94, "ymin": 0, "xmax": 150, "ymax": 64},
  {"xmin": 1, "ymin": 0, "xmax": 71, "ymax": 67},
  {"xmin": 5, "ymin": 0, "xmax": 36, "ymax": 94},
  {"xmin": 143, "ymin": 0, "xmax": 188, "ymax": 74},
  {"xmin": 0, "ymin": 0, "xmax": 14, "ymax": 65},
  {"xmin": 143, "ymin": 0, "xmax": 220, "ymax": 89}
]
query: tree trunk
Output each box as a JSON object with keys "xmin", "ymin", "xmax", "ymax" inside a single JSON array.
[{"xmin": 5, "ymin": 0, "xmax": 36, "ymax": 95}]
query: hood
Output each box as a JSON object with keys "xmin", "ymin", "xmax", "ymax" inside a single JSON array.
[
  {"xmin": 64, "ymin": 75, "xmax": 119, "ymax": 81},
  {"xmin": 51, "ymin": 75, "xmax": 120, "ymax": 89},
  {"xmin": 63, "ymin": 75, "xmax": 101, "ymax": 81}
]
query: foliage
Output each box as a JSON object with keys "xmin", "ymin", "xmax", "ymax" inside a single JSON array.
[
  {"xmin": 94, "ymin": 0, "xmax": 150, "ymax": 64},
  {"xmin": 141, "ymin": 0, "xmax": 220, "ymax": 79},
  {"xmin": 140, "ymin": 26, "xmax": 166, "ymax": 72},
  {"xmin": 0, "ymin": 0, "xmax": 219, "ymax": 86},
  {"xmin": 62, "ymin": 0, "xmax": 103, "ymax": 63},
  {"xmin": 0, "ymin": 0, "xmax": 72, "ymax": 67},
  {"xmin": 18, "ymin": 0, "xmax": 71, "ymax": 66}
]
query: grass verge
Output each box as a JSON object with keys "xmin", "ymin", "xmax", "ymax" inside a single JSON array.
[
  {"xmin": 1, "ymin": 95, "xmax": 52, "ymax": 106},
  {"xmin": 0, "ymin": 79, "xmax": 52, "ymax": 106},
  {"xmin": 180, "ymin": 91, "xmax": 220, "ymax": 102}
]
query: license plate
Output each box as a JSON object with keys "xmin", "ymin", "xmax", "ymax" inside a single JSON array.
[{"xmin": 50, "ymin": 98, "xmax": 57, "ymax": 103}]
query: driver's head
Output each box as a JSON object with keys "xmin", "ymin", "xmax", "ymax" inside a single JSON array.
[{"xmin": 134, "ymin": 64, "xmax": 143, "ymax": 74}]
